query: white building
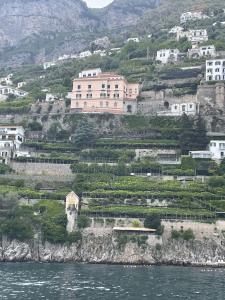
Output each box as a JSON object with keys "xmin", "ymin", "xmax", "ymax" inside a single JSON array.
[
  {"xmin": 189, "ymin": 151, "xmax": 212, "ymax": 159},
  {"xmin": 171, "ymin": 103, "xmax": 199, "ymax": 115},
  {"xmin": 206, "ymin": 58, "xmax": 225, "ymax": 81},
  {"xmin": 17, "ymin": 82, "xmax": 27, "ymax": 89},
  {"xmin": 127, "ymin": 37, "xmax": 140, "ymax": 43},
  {"xmin": 180, "ymin": 11, "xmax": 209, "ymax": 23},
  {"xmin": 79, "ymin": 51, "xmax": 92, "ymax": 59},
  {"xmin": 43, "ymin": 62, "xmax": 56, "ymax": 70},
  {"xmin": 188, "ymin": 45, "xmax": 216, "ymax": 59},
  {"xmin": 78, "ymin": 68, "xmax": 102, "ymax": 78},
  {"xmin": 156, "ymin": 49, "xmax": 180, "ymax": 64},
  {"xmin": 93, "ymin": 50, "xmax": 106, "ymax": 57},
  {"xmin": 0, "ymin": 126, "xmax": 25, "ymax": 153},
  {"xmin": 209, "ymin": 140, "xmax": 225, "ymax": 160},
  {"xmin": 0, "ymin": 86, "xmax": 28, "ymax": 98},
  {"xmin": 169, "ymin": 26, "xmax": 184, "ymax": 34},
  {"xmin": 0, "ymin": 74, "xmax": 13, "ymax": 86},
  {"xmin": 58, "ymin": 54, "xmax": 70, "ymax": 61},
  {"xmin": 45, "ymin": 93, "xmax": 59, "ymax": 102},
  {"xmin": 177, "ymin": 29, "xmax": 208, "ymax": 44}
]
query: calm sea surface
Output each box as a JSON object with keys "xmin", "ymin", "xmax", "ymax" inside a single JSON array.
[{"xmin": 0, "ymin": 263, "xmax": 224, "ymax": 300}]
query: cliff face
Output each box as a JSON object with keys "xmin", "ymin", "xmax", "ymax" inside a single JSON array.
[
  {"xmin": 0, "ymin": 0, "xmax": 161, "ymax": 66},
  {"xmin": 1, "ymin": 226, "xmax": 225, "ymax": 267}
]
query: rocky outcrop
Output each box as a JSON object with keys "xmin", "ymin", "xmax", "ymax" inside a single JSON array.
[{"xmin": 1, "ymin": 227, "xmax": 225, "ymax": 266}]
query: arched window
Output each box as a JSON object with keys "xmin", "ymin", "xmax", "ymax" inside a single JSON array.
[{"xmin": 164, "ymin": 101, "xmax": 169, "ymax": 109}]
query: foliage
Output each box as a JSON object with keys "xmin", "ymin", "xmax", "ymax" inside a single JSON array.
[
  {"xmin": 144, "ymin": 215, "xmax": 161, "ymax": 230},
  {"xmin": 0, "ymin": 218, "xmax": 33, "ymax": 241},
  {"xmin": 71, "ymin": 117, "xmax": 97, "ymax": 149},
  {"xmin": 28, "ymin": 121, "xmax": 43, "ymax": 131},
  {"xmin": 77, "ymin": 215, "xmax": 91, "ymax": 229},
  {"xmin": 171, "ymin": 229, "xmax": 195, "ymax": 241}
]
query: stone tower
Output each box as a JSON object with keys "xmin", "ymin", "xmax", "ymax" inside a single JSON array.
[
  {"xmin": 65, "ymin": 191, "xmax": 80, "ymax": 233},
  {"xmin": 215, "ymin": 83, "xmax": 225, "ymax": 110}
]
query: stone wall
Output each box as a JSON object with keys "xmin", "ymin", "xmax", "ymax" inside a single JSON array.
[{"xmin": 10, "ymin": 161, "xmax": 72, "ymax": 176}]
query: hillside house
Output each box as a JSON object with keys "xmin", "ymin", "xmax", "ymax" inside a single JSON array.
[
  {"xmin": 70, "ymin": 68, "xmax": 140, "ymax": 114},
  {"xmin": 177, "ymin": 29, "xmax": 208, "ymax": 44},
  {"xmin": 43, "ymin": 62, "xmax": 56, "ymax": 70},
  {"xmin": 209, "ymin": 140, "xmax": 225, "ymax": 160},
  {"xmin": 93, "ymin": 50, "xmax": 106, "ymax": 57},
  {"xmin": 180, "ymin": 11, "xmax": 209, "ymax": 23},
  {"xmin": 206, "ymin": 58, "xmax": 225, "ymax": 81},
  {"xmin": 0, "ymin": 126, "xmax": 25, "ymax": 163},
  {"xmin": 169, "ymin": 26, "xmax": 184, "ymax": 34},
  {"xmin": 127, "ymin": 37, "xmax": 140, "ymax": 43},
  {"xmin": 0, "ymin": 86, "xmax": 28, "ymax": 98},
  {"xmin": 157, "ymin": 102, "xmax": 199, "ymax": 116},
  {"xmin": 17, "ymin": 82, "xmax": 27, "ymax": 88},
  {"xmin": 0, "ymin": 74, "xmax": 13, "ymax": 86},
  {"xmin": 79, "ymin": 51, "xmax": 92, "ymax": 59},
  {"xmin": 188, "ymin": 45, "xmax": 216, "ymax": 59},
  {"xmin": 189, "ymin": 151, "xmax": 212, "ymax": 159},
  {"xmin": 156, "ymin": 49, "xmax": 180, "ymax": 64}
]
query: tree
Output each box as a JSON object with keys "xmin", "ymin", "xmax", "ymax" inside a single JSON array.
[
  {"xmin": 47, "ymin": 122, "xmax": 62, "ymax": 140},
  {"xmin": 179, "ymin": 114, "xmax": 208, "ymax": 154},
  {"xmin": 71, "ymin": 117, "xmax": 97, "ymax": 148},
  {"xmin": 28, "ymin": 121, "xmax": 43, "ymax": 131}
]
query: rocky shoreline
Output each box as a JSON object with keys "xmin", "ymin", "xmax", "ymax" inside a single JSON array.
[{"xmin": 1, "ymin": 225, "xmax": 225, "ymax": 267}]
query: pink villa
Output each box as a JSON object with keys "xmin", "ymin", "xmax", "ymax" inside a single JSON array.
[{"xmin": 70, "ymin": 69, "xmax": 140, "ymax": 114}]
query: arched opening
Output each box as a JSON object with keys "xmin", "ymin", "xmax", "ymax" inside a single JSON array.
[
  {"xmin": 127, "ymin": 105, "xmax": 132, "ymax": 113},
  {"xmin": 164, "ymin": 101, "xmax": 169, "ymax": 109}
]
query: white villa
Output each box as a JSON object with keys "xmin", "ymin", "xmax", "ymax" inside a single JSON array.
[
  {"xmin": 177, "ymin": 29, "xmax": 208, "ymax": 44},
  {"xmin": 0, "ymin": 86, "xmax": 28, "ymax": 99},
  {"xmin": 206, "ymin": 58, "xmax": 225, "ymax": 81},
  {"xmin": 156, "ymin": 49, "xmax": 180, "ymax": 64},
  {"xmin": 209, "ymin": 140, "xmax": 225, "ymax": 160},
  {"xmin": 188, "ymin": 45, "xmax": 216, "ymax": 59}
]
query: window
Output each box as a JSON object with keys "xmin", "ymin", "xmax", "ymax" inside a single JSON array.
[
  {"xmin": 102, "ymin": 84, "xmax": 105, "ymax": 89},
  {"xmin": 114, "ymin": 93, "xmax": 119, "ymax": 99},
  {"xmin": 207, "ymin": 62, "xmax": 213, "ymax": 66},
  {"xmin": 86, "ymin": 94, "xmax": 92, "ymax": 99},
  {"xmin": 106, "ymin": 101, "xmax": 109, "ymax": 107},
  {"xmin": 189, "ymin": 104, "xmax": 193, "ymax": 108},
  {"xmin": 84, "ymin": 102, "xmax": 87, "ymax": 107},
  {"xmin": 76, "ymin": 94, "xmax": 81, "ymax": 99},
  {"xmin": 100, "ymin": 93, "xmax": 106, "ymax": 98},
  {"xmin": 174, "ymin": 106, "xmax": 177, "ymax": 110},
  {"xmin": 88, "ymin": 85, "xmax": 92, "ymax": 89},
  {"xmin": 114, "ymin": 102, "xmax": 117, "ymax": 108},
  {"xmin": 76, "ymin": 102, "xmax": 79, "ymax": 108},
  {"xmin": 182, "ymin": 105, "xmax": 186, "ymax": 112},
  {"xmin": 215, "ymin": 68, "xmax": 220, "ymax": 72},
  {"xmin": 115, "ymin": 84, "xmax": 119, "ymax": 89},
  {"xmin": 77, "ymin": 85, "xmax": 81, "ymax": 90},
  {"xmin": 107, "ymin": 85, "xmax": 110, "ymax": 89},
  {"xmin": 215, "ymin": 61, "xmax": 221, "ymax": 65}
]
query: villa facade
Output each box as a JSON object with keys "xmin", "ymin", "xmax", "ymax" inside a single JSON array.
[{"xmin": 70, "ymin": 69, "xmax": 140, "ymax": 114}]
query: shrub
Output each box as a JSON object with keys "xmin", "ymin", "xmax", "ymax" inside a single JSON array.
[
  {"xmin": 1, "ymin": 218, "xmax": 33, "ymax": 241},
  {"xmin": 171, "ymin": 230, "xmax": 182, "ymax": 240},
  {"xmin": 77, "ymin": 215, "xmax": 91, "ymax": 229},
  {"xmin": 183, "ymin": 229, "xmax": 195, "ymax": 241},
  {"xmin": 67, "ymin": 231, "xmax": 82, "ymax": 244},
  {"xmin": 132, "ymin": 220, "xmax": 141, "ymax": 228},
  {"xmin": 144, "ymin": 214, "xmax": 161, "ymax": 229},
  {"xmin": 208, "ymin": 177, "xmax": 225, "ymax": 188}
]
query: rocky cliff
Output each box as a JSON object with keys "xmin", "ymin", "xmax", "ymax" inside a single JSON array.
[
  {"xmin": 0, "ymin": 0, "xmax": 161, "ymax": 66},
  {"xmin": 1, "ymin": 224, "xmax": 225, "ymax": 267}
]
